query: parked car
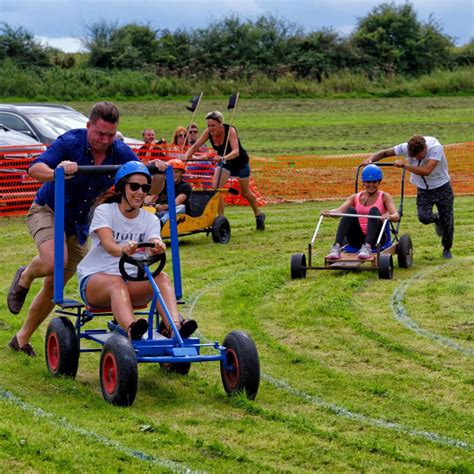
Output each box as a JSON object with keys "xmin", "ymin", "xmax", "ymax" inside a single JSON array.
[
  {"xmin": 0, "ymin": 123, "xmax": 46, "ymax": 149},
  {"xmin": 0, "ymin": 104, "xmax": 141, "ymax": 144}
]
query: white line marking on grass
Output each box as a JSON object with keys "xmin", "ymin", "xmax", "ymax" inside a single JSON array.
[
  {"xmin": 187, "ymin": 271, "xmax": 472, "ymax": 451},
  {"xmin": 0, "ymin": 388, "xmax": 200, "ymax": 473},
  {"xmin": 262, "ymin": 374, "xmax": 472, "ymax": 450},
  {"xmin": 391, "ymin": 259, "xmax": 474, "ymax": 356}
]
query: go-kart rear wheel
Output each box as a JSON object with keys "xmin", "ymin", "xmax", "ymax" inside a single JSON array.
[
  {"xmin": 397, "ymin": 234, "xmax": 413, "ymax": 268},
  {"xmin": 100, "ymin": 334, "xmax": 138, "ymax": 407},
  {"xmin": 378, "ymin": 254, "xmax": 394, "ymax": 280},
  {"xmin": 160, "ymin": 362, "xmax": 191, "ymax": 375},
  {"xmin": 220, "ymin": 331, "xmax": 260, "ymax": 400},
  {"xmin": 212, "ymin": 216, "xmax": 231, "ymax": 244},
  {"xmin": 45, "ymin": 317, "xmax": 79, "ymax": 378},
  {"xmin": 291, "ymin": 253, "xmax": 307, "ymax": 279}
]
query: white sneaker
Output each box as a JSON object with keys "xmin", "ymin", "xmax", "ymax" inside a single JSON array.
[
  {"xmin": 327, "ymin": 243, "xmax": 341, "ymax": 260},
  {"xmin": 358, "ymin": 243, "xmax": 372, "ymax": 259}
]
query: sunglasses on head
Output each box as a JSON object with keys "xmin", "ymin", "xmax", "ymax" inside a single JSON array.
[{"xmin": 127, "ymin": 182, "xmax": 151, "ymax": 193}]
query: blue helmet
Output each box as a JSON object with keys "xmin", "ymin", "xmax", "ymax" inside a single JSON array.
[
  {"xmin": 361, "ymin": 164, "xmax": 383, "ymax": 181},
  {"xmin": 114, "ymin": 161, "xmax": 151, "ymax": 186}
]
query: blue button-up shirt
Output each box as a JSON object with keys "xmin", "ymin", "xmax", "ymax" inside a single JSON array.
[{"xmin": 31, "ymin": 128, "xmax": 139, "ymax": 244}]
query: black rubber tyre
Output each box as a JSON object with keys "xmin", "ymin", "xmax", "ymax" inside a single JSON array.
[
  {"xmin": 220, "ymin": 331, "xmax": 260, "ymax": 400},
  {"xmin": 45, "ymin": 317, "xmax": 79, "ymax": 378},
  {"xmin": 378, "ymin": 254, "xmax": 394, "ymax": 280},
  {"xmin": 211, "ymin": 216, "xmax": 231, "ymax": 244},
  {"xmin": 291, "ymin": 253, "xmax": 307, "ymax": 279},
  {"xmin": 100, "ymin": 334, "xmax": 138, "ymax": 407},
  {"xmin": 397, "ymin": 234, "xmax": 413, "ymax": 268},
  {"xmin": 160, "ymin": 362, "xmax": 191, "ymax": 375}
]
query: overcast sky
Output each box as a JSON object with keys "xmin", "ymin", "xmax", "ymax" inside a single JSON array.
[{"xmin": 1, "ymin": 0, "xmax": 473, "ymax": 52}]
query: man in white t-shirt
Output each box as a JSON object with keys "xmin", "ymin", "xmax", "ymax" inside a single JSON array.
[{"xmin": 364, "ymin": 135, "xmax": 454, "ymax": 259}]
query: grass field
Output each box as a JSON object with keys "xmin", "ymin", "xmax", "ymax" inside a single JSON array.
[
  {"xmin": 0, "ymin": 97, "xmax": 473, "ymax": 472},
  {"xmin": 68, "ymin": 96, "xmax": 474, "ymax": 156},
  {"xmin": 1, "ymin": 195, "xmax": 473, "ymax": 472}
]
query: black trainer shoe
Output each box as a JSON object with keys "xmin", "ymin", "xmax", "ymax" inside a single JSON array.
[
  {"xmin": 256, "ymin": 213, "xmax": 266, "ymax": 230},
  {"xmin": 443, "ymin": 249, "xmax": 452, "ymax": 259}
]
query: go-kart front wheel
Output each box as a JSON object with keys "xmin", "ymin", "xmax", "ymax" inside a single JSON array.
[
  {"xmin": 212, "ymin": 216, "xmax": 231, "ymax": 244},
  {"xmin": 220, "ymin": 331, "xmax": 260, "ymax": 400},
  {"xmin": 397, "ymin": 234, "xmax": 413, "ymax": 268},
  {"xmin": 378, "ymin": 254, "xmax": 394, "ymax": 280},
  {"xmin": 100, "ymin": 334, "xmax": 138, "ymax": 407},
  {"xmin": 45, "ymin": 317, "xmax": 79, "ymax": 378},
  {"xmin": 291, "ymin": 253, "xmax": 307, "ymax": 279}
]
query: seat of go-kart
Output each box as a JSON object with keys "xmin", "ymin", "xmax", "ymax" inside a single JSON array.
[
  {"xmin": 188, "ymin": 190, "xmax": 217, "ymax": 217},
  {"xmin": 343, "ymin": 225, "xmax": 392, "ymax": 253}
]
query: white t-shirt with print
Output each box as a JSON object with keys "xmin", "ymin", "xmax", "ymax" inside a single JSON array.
[
  {"xmin": 394, "ymin": 136, "xmax": 450, "ymax": 190},
  {"xmin": 77, "ymin": 202, "xmax": 162, "ymax": 285}
]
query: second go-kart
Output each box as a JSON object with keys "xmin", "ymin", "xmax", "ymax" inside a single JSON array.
[
  {"xmin": 291, "ymin": 163, "xmax": 413, "ymax": 280},
  {"xmin": 45, "ymin": 165, "xmax": 260, "ymax": 406}
]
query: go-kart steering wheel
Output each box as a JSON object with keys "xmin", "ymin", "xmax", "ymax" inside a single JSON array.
[{"xmin": 119, "ymin": 242, "xmax": 166, "ymax": 282}]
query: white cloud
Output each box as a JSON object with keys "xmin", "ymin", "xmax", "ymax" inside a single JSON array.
[{"xmin": 36, "ymin": 36, "xmax": 85, "ymax": 53}]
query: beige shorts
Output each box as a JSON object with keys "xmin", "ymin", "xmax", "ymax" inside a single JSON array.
[{"xmin": 26, "ymin": 202, "xmax": 88, "ymax": 274}]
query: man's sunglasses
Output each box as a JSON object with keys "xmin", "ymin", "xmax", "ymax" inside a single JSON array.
[
  {"xmin": 127, "ymin": 182, "xmax": 152, "ymax": 193},
  {"xmin": 188, "ymin": 130, "xmax": 198, "ymax": 134}
]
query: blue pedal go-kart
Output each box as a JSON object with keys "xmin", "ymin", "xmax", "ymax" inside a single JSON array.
[
  {"xmin": 45, "ymin": 165, "xmax": 260, "ymax": 406},
  {"xmin": 290, "ymin": 163, "xmax": 413, "ymax": 280}
]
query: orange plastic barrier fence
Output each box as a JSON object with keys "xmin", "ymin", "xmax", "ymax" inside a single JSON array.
[
  {"xmin": 250, "ymin": 142, "xmax": 474, "ymax": 203},
  {"xmin": 1, "ymin": 142, "xmax": 472, "ymax": 216}
]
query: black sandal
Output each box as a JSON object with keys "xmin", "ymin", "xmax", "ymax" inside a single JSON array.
[
  {"xmin": 179, "ymin": 319, "xmax": 198, "ymax": 338},
  {"xmin": 128, "ymin": 318, "xmax": 148, "ymax": 340}
]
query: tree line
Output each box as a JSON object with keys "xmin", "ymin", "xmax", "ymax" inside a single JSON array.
[{"xmin": 1, "ymin": 2, "xmax": 473, "ymax": 100}]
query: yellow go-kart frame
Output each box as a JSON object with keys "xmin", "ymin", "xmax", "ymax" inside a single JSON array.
[{"xmin": 144, "ymin": 188, "xmax": 232, "ymax": 244}]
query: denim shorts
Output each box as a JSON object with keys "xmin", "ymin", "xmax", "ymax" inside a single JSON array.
[
  {"xmin": 221, "ymin": 163, "xmax": 251, "ymax": 179},
  {"xmin": 79, "ymin": 275, "xmax": 94, "ymax": 306}
]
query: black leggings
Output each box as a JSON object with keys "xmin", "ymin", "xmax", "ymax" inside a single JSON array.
[{"xmin": 334, "ymin": 207, "xmax": 386, "ymax": 248}]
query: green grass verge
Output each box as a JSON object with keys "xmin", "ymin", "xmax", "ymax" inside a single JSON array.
[
  {"xmin": 0, "ymin": 194, "xmax": 472, "ymax": 472},
  {"xmin": 63, "ymin": 96, "xmax": 474, "ymax": 156}
]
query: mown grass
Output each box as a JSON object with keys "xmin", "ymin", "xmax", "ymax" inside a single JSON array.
[
  {"xmin": 64, "ymin": 96, "xmax": 474, "ymax": 156},
  {"xmin": 0, "ymin": 193, "xmax": 473, "ymax": 472}
]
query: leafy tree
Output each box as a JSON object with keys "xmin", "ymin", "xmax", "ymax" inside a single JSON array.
[
  {"xmin": 0, "ymin": 23, "xmax": 50, "ymax": 67},
  {"xmin": 351, "ymin": 2, "xmax": 454, "ymax": 76},
  {"xmin": 109, "ymin": 24, "xmax": 159, "ymax": 69},
  {"xmin": 286, "ymin": 29, "xmax": 358, "ymax": 81},
  {"xmin": 83, "ymin": 20, "xmax": 116, "ymax": 68}
]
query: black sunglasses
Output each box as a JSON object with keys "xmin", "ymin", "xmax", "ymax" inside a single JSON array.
[{"xmin": 127, "ymin": 182, "xmax": 151, "ymax": 193}]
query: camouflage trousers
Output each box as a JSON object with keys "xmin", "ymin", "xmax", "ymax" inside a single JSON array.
[{"xmin": 416, "ymin": 182, "xmax": 454, "ymax": 250}]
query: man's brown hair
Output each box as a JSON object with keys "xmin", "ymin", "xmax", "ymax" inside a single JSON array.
[
  {"xmin": 407, "ymin": 135, "xmax": 426, "ymax": 156},
  {"xmin": 89, "ymin": 101, "xmax": 120, "ymax": 124}
]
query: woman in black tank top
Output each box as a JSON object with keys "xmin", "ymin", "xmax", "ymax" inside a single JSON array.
[{"xmin": 184, "ymin": 110, "xmax": 266, "ymax": 230}]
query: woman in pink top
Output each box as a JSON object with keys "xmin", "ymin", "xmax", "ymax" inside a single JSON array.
[{"xmin": 321, "ymin": 165, "xmax": 399, "ymax": 260}]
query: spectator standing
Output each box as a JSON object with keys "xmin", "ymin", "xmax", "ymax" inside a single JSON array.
[{"xmin": 138, "ymin": 128, "xmax": 166, "ymax": 163}]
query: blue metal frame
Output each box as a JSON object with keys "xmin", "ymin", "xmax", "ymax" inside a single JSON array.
[{"xmin": 51, "ymin": 164, "xmax": 230, "ymax": 369}]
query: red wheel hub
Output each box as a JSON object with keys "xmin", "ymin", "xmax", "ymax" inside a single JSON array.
[
  {"xmin": 223, "ymin": 348, "xmax": 240, "ymax": 389},
  {"xmin": 47, "ymin": 333, "xmax": 59, "ymax": 371},
  {"xmin": 102, "ymin": 352, "xmax": 118, "ymax": 394}
]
